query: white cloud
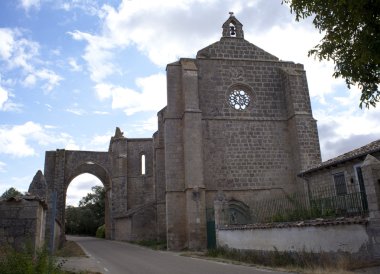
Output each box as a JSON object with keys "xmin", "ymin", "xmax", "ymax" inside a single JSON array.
[
  {"xmin": 66, "ymin": 102, "xmax": 86, "ymax": 115},
  {"xmin": 315, "ymin": 86, "xmax": 380, "ymax": 161},
  {"xmin": 131, "ymin": 115, "xmax": 158, "ymax": 134},
  {"xmin": 44, "ymin": 124, "xmax": 57, "ymax": 129},
  {"xmin": 59, "ymin": 0, "xmax": 100, "ymax": 16},
  {"xmin": 0, "ymin": 101, "xmax": 22, "ymax": 112},
  {"xmin": 62, "ymin": 2, "xmax": 70, "ymax": 11},
  {"xmin": 68, "ymin": 0, "xmax": 233, "ymax": 82},
  {"xmin": 0, "ymin": 28, "xmax": 63, "ymax": 92},
  {"xmin": 0, "ymin": 121, "xmax": 77, "ymax": 157},
  {"xmin": 95, "ymin": 73, "xmax": 166, "ymax": 115},
  {"xmin": 35, "ymin": 69, "xmax": 63, "ymax": 91},
  {"xmin": 70, "ymin": 0, "xmax": 341, "ymax": 107},
  {"xmin": 8, "ymin": 175, "xmax": 31, "ymax": 193},
  {"xmin": 23, "ymin": 70, "xmax": 63, "ymax": 92},
  {"xmin": 83, "ymin": 134, "xmax": 111, "ymax": 151},
  {"xmin": 93, "ymin": 110, "xmax": 109, "ymax": 115},
  {"xmin": 1, "ymin": 75, "xmax": 20, "ymax": 112},
  {"xmin": 252, "ymin": 23, "xmax": 344, "ymax": 104},
  {"xmin": 0, "ymin": 29, "xmax": 15, "ymax": 60},
  {"xmin": 20, "ymin": 0, "xmax": 41, "ymax": 12},
  {"xmin": 0, "ymin": 86, "xmax": 9, "ymax": 110},
  {"xmin": 66, "ymin": 108, "xmax": 86, "ymax": 116},
  {"xmin": 66, "ymin": 173, "xmax": 103, "ymax": 206},
  {"xmin": 68, "ymin": 57, "xmax": 82, "ymax": 72},
  {"xmin": 0, "ymin": 122, "xmax": 42, "ymax": 157},
  {"xmin": 45, "ymin": 103, "xmax": 53, "ymax": 111},
  {"xmin": 23, "ymin": 74, "xmax": 37, "ymax": 87},
  {"xmin": 51, "ymin": 49, "xmax": 61, "ymax": 56},
  {"xmin": 69, "ymin": 30, "xmax": 118, "ymax": 82},
  {"xmin": 0, "ymin": 161, "xmax": 6, "ymax": 173},
  {"xmin": 65, "ymin": 142, "xmax": 80, "ymax": 150}
]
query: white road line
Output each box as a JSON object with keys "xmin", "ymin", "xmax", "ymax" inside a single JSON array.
[{"xmin": 104, "ymin": 267, "xmax": 109, "ymax": 272}]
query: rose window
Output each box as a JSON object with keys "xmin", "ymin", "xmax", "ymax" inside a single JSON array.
[{"xmin": 228, "ymin": 89, "xmax": 250, "ymax": 110}]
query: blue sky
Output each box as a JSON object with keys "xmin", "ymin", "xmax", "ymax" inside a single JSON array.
[{"xmin": 1, "ymin": 0, "xmax": 379, "ymax": 205}]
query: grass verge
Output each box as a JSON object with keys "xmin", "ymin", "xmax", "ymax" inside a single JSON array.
[
  {"xmin": 56, "ymin": 240, "xmax": 87, "ymax": 257},
  {"xmin": 183, "ymin": 247, "xmax": 378, "ymax": 274},
  {"xmin": 0, "ymin": 245, "xmax": 67, "ymax": 274}
]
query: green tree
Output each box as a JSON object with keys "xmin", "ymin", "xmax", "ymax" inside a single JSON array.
[
  {"xmin": 65, "ymin": 186, "xmax": 105, "ymax": 236},
  {"xmin": 79, "ymin": 185, "xmax": 105, "ymax": 220},
  {"xmin": 1, "ymin": 187, "xmax": 22, "ymax": 199},
  {"xmin": 282, "ymin": 0, "xmax": 380, "ymax": 108}
]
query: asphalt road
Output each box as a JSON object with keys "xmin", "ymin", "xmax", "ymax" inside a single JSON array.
[{"xmin": 68, "ymin": 236, "xmax": 291, "ymax": 274}]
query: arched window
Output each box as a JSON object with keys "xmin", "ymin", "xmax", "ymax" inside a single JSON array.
[
  {"xmin": 141, "ymin": 154, "xmax": 146, "ymax": 175},
  {"xmin": 228, "ymin": 199, "xmax": 251, "ymax": 225}
]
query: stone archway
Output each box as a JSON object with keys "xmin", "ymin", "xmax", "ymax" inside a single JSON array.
[
  {"xmin": 65, "ymin": 161, "xmax": 112, "ymax": 239},
  {"xmin": 43, "ymin": 149, "xmax": 112, "ymax": 248}
]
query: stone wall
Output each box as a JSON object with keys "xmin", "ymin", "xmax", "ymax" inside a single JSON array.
[
  {"xmin": 198, "ymin": 58, "xmax": 320, "ymax": 195},
  {"xmin": 202, "ymin": 119, "xmax": 293, "ymax": 190},
  {"xmin": 154, "ymin": 108, "xmax": 167, "ymax": 240},
  {"xmin": 114, "ymin": 204, "xmax": 157, "ymax": 242},
  {"xmin": 0, "ymin": 196, "xmax": 46, "ymax": 252},
  {"xmin": 127, "ymin": 139, "xmax": 154, "ymax": 208}
]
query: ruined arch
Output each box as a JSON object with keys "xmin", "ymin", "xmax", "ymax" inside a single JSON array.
[
  {"xmin": 65, "ymin": 161, "xmax": 111, "ymax": 191},
  {"xmin": 42, "ymin": 149, "xmax": 112, "ymax": 247}
]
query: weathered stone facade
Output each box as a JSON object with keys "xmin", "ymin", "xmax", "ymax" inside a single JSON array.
[
  {"xmin": 35, "ymin": 14, "xmax": 321, "ymax": 250},
  {"xmin": 0, "ymin": 196, "xmax": 47, "ymax": 252},
  {"xmin": 159, "ymin": 14, "xmax": 320, "ymax": 250}
]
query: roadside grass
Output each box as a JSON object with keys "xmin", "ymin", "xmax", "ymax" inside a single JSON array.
[
  {"xmin": 0, "ymin": 242, "xmax": 102, "ymax": 274},
  {"xmin": 56, "ymin": 240, "xmax": 87, "ymax": 257},
  {"xmin": 183, "ymin": 247, "xmax": 378, "ymax": 274},
  {"xmin": 0, "ymin": 245, "xmax": 67, "ymax": 274}
]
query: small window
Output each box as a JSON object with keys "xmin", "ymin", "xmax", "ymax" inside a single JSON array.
[
  {"xmin": 333, "ymin": 172, "xmax": 347, "ymax": 196},
  {"xmin": 141, "ymin": 154, "xmax": 146, "ymax": 175}
]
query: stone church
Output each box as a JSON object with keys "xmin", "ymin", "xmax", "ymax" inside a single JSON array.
[{"xmin": 30, "ymin": 14, "xmax": 321, "ymax": 251}]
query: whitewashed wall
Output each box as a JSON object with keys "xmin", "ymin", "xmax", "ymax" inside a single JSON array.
[{"xmin": 217, "ymin": 224, "xmax": 369, "ymax": 253}]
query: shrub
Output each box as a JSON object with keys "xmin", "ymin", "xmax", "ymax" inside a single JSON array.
[
  {"xmin": 0, "ymin": 246, "xmax": 65, "ymax": 274},
  {"xmin": 96, "ymin": 224, "xmax": 105, "ymax": 238}
]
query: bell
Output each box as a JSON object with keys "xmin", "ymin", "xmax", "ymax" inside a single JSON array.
[{"xmin": 230, "ymin": 26, "xmax": 236, "ymax": 36}]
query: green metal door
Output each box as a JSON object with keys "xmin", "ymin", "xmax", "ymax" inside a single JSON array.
[
  {"xmin": 206, "ymin": 208, "xmax": 216, "ymax": 249},
  {"xmin": 356, "ymin": 166, "xmax": 368, "ymax": 211}
]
